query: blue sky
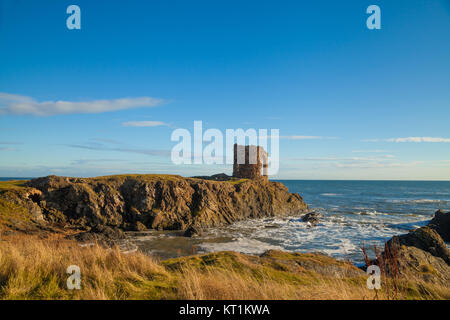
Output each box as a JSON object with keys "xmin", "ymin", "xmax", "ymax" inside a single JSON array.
[{"xmin": 1, "ymin": 0, "xmax": 449, "ymax": 179}]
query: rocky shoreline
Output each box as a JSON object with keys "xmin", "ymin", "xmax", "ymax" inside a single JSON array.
[
  {"xmin": 374, "ymin": 210, "xmax": 450, "ymax": 287},
  {"xmin": 0, "ymin": 174, "xmax": 309, "ymax": 241},
  {"xmin": 0, "ymin": 175, "xmax": 449, "ymax": 295}
]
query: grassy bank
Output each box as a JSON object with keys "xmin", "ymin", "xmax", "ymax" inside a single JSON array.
[{"xmin": 0, "ymin": 235, "xmax": 448, "ymax": 300}]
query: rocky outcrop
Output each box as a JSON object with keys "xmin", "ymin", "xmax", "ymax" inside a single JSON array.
[
  {"xmin": 390, "ymin": 244, "xmax": 450, "ymax": 287},
  {"xmin": 388, "ymin": 227, "xmax": 450, "ymax": 265},
  {"xmin": 20, "ymin": 175, "xmax": 308, "ymax": 236},
  {"xmin": 183, "ymin": 224, "xmax": 203, "ymax": 237},
  {"xmin": 301, "ymin": 211, "xmax": 321, "ymax": 227},
  {"xmin": 428, "ymin": 209, "xmax": 450, "ymax": 242},
  {"xmin": 381, "ymin": 217, "xmax": 450, "ymax": 286}
]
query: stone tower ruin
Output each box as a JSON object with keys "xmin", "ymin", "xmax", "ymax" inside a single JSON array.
[{"xmin": 233, "ymin": 144, "xmax": 268, "ymax": 179}]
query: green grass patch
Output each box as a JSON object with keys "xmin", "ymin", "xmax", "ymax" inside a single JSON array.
[{"xmin": 0, "ymin": 180, "xmax": 28, "ymax": 192}]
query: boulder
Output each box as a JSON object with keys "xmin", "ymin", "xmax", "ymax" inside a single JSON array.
[
  {"xmin": 388, "ymin": 226, "xmax": 450, "ymax": 265},
  {"xmin": 391, "ymin": 243, "xmax": 450, "ymax": 287},
  {"xmin": 380, "ymin": 225, "xmax": 450, "ymax": 286},
  {"xmin": 92, "ymin": 225, "xmax": 127, "ymax": 240},
  {"xmin": 129, "ymin": 221, "xmax": 147, "ymax": 231},
  {"xmin": 427, "ymin": 209, "xmax": 450, "ymax": 242},
  {"xmin": 301, "ymin": 212, "xmax": 321, "ymax": 227},
  {"xmin": 183, "ymin": 225, "xmax": 203, "ymax": 237}
]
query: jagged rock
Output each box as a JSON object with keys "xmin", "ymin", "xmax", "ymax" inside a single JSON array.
[
  {"xmin": 388, "ymin": 227, "xmax": 450, "ymax": 265},
  {"xmin": 92, "ymin": 225, "xmax": 126, "ymax": 239},
  {"xmin": 183, "ymin": 225, "xmax": 203, "ymax": 237},
  {"xmin": 129, "ymin": 221, "xmax": 147, "ymax": 231},
  {"xmin": 301, "ymin": 212, "xmax": 321, "ymax": 227},
  {"xmin": 377, "ymin": 226, "xmax": 450, "ymax": 287},
  {"xmin": 428, "ymin": 209, "xmax": 450, "ymax": 242},
  {"xmin": 21, "ymin": 174, "xmax": 308, "ymax": 238},
  {"xmin": 388, "ymin": 241, "xmax": 450, "ymax": 287},
  {"xmin": 68, "ymin": 225, "xmax": 127, "ymax": 245},
  {"xmin": 0, "ymin": 188, "xmax": 45, "ymax": 223}
]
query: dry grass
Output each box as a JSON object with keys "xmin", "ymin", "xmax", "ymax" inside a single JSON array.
[
  {"xmin": 0, "ymin": 235, "xmax": 448, "ymax": 300},
  {"xmin": 0, "ymin": 235, "xmax": 174, "ymax": 300},
  {"xmin": 175, "ymin": 265, "xmax": 370, "ymax": 300}
]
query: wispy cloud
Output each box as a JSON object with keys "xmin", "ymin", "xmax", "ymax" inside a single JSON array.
[
  {"xmin": 0, "ymin": 141, "xmax": 21, "ymax": 151},
  {"xmin": 352, "ymin": 149, "xmax": 390, "ymax": 153},
  {"xmin": 70, "ymin": 159, "xmax": 126, "ymax": 166},
  {"xmin": 364, "ymin": 137, "xmax": 450, "ymax": 143},
  {"xmin": 122, "ymin": 121, "xmax": 168, "ymax": 127},
  {"xmin": 293, "ymin": 155, "xmax": 395, "ymax": 162},
  {"xmin": 65, "ymin": 140, "xmax": 171, "ymax": 157},
  {"xmin": 0, "ymin": 92, "xmax": 165, "ymax": 116},
  {"xmin": 334, "ymin": 161, "xmax": 424, "ymax": 169},
  {"xmin": 90, "ymin": 138, "xmax": 123, "ymax": 145},
  {"xmin": 280, "ymin": 136, "xmax": 338, "ymax": 140}
]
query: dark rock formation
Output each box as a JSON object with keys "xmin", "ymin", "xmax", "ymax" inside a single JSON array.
[
  {"xmin": 301, "ymin": 212, "xmax": 321, "ymax": 227},
  {"xmin": 390, "ymin": 242, "xmax": 450, "ymax": 287},
  {"xmin": 129, "ymin": 221, "xmax": 147, "ymax": 231},
  {"xmin": 428, "ymin": 209, "xmax": 450, "ymax": 242},
  {"xmin": 183, "ymin": 224, "xmax": 203, "ymax": 237},
  {"xmin": 388, "ymin": 226, "xmax": 450, "ymax": 265},
  {"xmin": 382, "ymin": 222, "xmax": 450, "ymax": 286},
  {"xmin": 22, "ymin": 174, "xmax": 308, "ymax": 237},
  {"xmin": 67, "ymin": 225, "xmax": 126, "ymax": 245}
]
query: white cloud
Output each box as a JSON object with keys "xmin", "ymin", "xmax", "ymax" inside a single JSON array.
[
  {"xmin": 388, "ymin": 137, "xmax": 450, "ymax": 143},
  {"xmin": 364, "ymin": 137, "xmax": 450, "ymax": 143},
  {"xmin": 294, "ymin": 155, "xmax": 395, "ymax": 162},
  {"xmin": 122, "ymin": 121, "xmax": 168, "ymax": 127},
  {"xmin": 0, "ymin": 92, "xmax": 165, "ymax": 116},
  {"xmin": 280, "ymin": 136, "xmax": 338, "ymax": 140},
  {"xmin": 65, "ymin": 140, "xmax": 171, "ymax": 157},
  {"xmin": 334, "ymin": 161, "xmax": 423, "ymax": 169},
  {"xmin": 352, "ymin": 150, "xmax": 389, "ymax": 153}
]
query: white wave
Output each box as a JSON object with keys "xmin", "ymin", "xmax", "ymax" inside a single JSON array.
[
  {"xmin": 386, "ymin": 198, "xmax": 446, "ymax": 204},
  {"xmin": 320, "ymin": 193, "xmax": 341, "ymax": 196},
  {"xmin": 385, "ymin": 199, "xmax": 403, "ymax": 203},
  {"xmin": 320, "ymin": 239, "xmax": 358, "ymax": 256},
  {"xmin": 390, "ymin": 219, "xmax": 430, "ymax": 231},
  {"xmin": 353, "ymin": 210, "xmax": 385, "ymax": 216},
  {"xmin": 410, "ymin": 199, "xmax": 445, "ymax": 203}
]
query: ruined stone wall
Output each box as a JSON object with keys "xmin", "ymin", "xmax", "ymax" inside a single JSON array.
[{"xmin": 233, "ymin": 144, "xmax": 268, "ymax": 179}]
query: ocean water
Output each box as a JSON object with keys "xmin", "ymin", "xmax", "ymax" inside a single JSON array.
[
  {"xmin": 0, "ymin": 177, "xmax": 32, "ymax": 181},
  {"xmin": 130, "ymin": 180, "xmax": 450, "ymax": 263}
]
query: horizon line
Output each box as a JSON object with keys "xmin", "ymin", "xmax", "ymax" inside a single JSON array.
[{"xmin": 1, "ymin": 176, "xmax": 450, "ymax": 182}]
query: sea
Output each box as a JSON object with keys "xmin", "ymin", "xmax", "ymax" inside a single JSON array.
[
  {"xmin": 127, "ymin": 180, "xmax": 450, "ymax": 263},
  {"xmin": 2, "ymin": 177, "xmax": 449, "ymax": 263}
]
